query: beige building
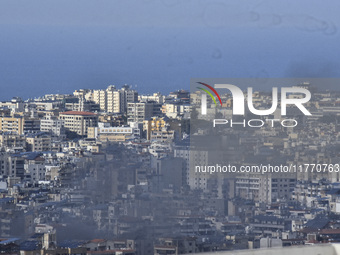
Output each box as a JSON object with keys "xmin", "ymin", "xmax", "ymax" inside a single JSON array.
[
  {"xmin": 92, "ymin": 85, "xmax": 138, "ymax": 114},
  {"xmin": 149, "ymin": 130, "xmax": 175, "ymax": 142},
  {"xmin": 0, "ymin": 116, "xmax": 24, "ymax": 134},
  {"xmin": 93, "ymin": 89, "xmax": 107, "ymax": 112},
  {"xmin": 26, "ymin": 133, "xmax": 52, "ymax": 152},
  {"xmin": 45, "ymin": 165, "xmax": 60, "ymax": 181},
  {"xmin": 59, "ymin": 111, "xmax": 97, "ymax": 136},
  {"xmin": 0, "ymin": 132, "xmax": 26, "ymax": 149},
  {"xmin": 98, "ymin": 114, "xmax": 125, "ymax": 127},
  {"xmin": 143, "ymin": 116, "xmax": 176, "ymax": 142},
  {"xmin": 0, "ymin": 114, "xmax": 41, "ymax": 135},
  {"xmin": 106, "ymin": 85, "xmax": 120, "ymax": 113}
]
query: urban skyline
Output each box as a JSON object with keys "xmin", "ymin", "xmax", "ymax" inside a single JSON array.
[
  {"xmin": 1, "ymin": 1, "xmax": 340, "ymax": 254},
  {"xmin": 1, "ymin": 80, "xmax": 340, "ymax": 254}
]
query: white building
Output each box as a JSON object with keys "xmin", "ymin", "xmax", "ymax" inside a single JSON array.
[
  {"xmin": 139, "ymin": 92, "xmax": 164, "ymax": 104},
  {"xmin": 0, "ymin": 97, "xmax": 24, "ymax": 112},
  {"xmin": 236, "ymin": 172, "xmax": 296, "ymax": 203},
  {"xmin": 25, "ymin": 162, "xmax": 45, "ymax": 183},
  {"xmin": 127, "ymin": 102, "xmax": 154, "ymax": 124},
  {"xmin": 92, "ymin": 85, "xmax": 138, "ymax": 113},
  {"xmin": 40, "ymin": 115, "xmax": 64, "ymax": 137}
]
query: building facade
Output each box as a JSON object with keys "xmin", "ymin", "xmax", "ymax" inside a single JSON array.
[{"xmin": 59, "ymin": 111, "xmax": 98, "ymax": 136}]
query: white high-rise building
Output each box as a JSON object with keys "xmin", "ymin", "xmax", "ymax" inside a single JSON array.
[
  {"xmin": 109, "ymin": 85, "xmax": 138, "ymax": 114},
  {"xmin": 91, "ymin": 85, "xmax": 138, "ymax": 113},
  {"xmin": 93, "ymin": 89, "xmax": 107, "ymax": 112},
  {"xmin": 106, "ymin": 85, "xmax": 118, "ymax": 113}
]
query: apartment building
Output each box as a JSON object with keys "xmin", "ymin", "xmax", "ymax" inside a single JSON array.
[
  {"xmin": 92, "ymin": 85, "xmax": 138, "ymax": 114},
  {"xmin": 143, "ymin": 116, "xmax": 168, "ymax": 140},
  {"xmin": 0, "ymin": 116, "xmax": 24, "ymax": 134},
  {"xmin": 0, "ymin": 153, "xmax": 25, "ymax": 178},
  {"xmin": 236, "ymin": 172, "xmax": 296, "ymax": 203},
  {"xmin": 26, "ymin": 132, "xmax": 52, "ymax": 152},
  {"xmin": 127, "ymin": 102, "xmax": 154, "ymax": 124},
  {"xmin": 40, "ymin": 115, "xmax": 64, "ymax": 136},
  {"xmin": 93, "ymin": 89, "xmax": 107, "ymax": 112},
  {"xmin": 0, "ymin": 133, "xmax": 26, "ymax": 149},
  {"xmin": 59, "ymin": 111, "xmax": 98, "ymax": 136}
]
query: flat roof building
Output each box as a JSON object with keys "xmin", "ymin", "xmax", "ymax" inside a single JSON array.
[{"xmin": 59, "ymin": 111, "xmax": 97, "ymax": 136}]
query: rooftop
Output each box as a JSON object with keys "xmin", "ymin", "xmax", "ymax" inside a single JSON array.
[{"xmin": 60, "ymin": 111, "xmax": 96, "ymax": 116}]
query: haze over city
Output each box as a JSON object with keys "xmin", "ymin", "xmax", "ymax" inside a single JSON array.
[{"xmin": 2, "ymin": 1, "xmax": 340, "ymax": 253}]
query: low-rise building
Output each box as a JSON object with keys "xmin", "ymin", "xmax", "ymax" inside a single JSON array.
[
  {"xmin": 40, "ymin": 115, "xmax": 65, "ymax": 137},
  {"xmin": 26, "ymin": 132, "xmax": 52, "ymax": 152}
]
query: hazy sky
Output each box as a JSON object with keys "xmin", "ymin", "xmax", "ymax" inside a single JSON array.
[{"xmin": 1, "ymin": 0, "xmax": 340, "ymax": 100}]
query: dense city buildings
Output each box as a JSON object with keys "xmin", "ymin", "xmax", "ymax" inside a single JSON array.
[{"xmin": 0, "ymin": 83, "xmax": 340, "ymax": 255}]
